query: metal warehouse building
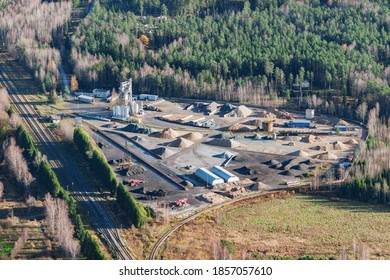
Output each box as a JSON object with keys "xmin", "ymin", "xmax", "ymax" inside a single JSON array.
[
  {"xmin": 210, "ymin": 166, "xmax": 239, "ymax": 183},
  {"xmin": 195, "ymin": 168, "xmax": 224, "ymax": 186},
  {"xmin": 78, "ymin": 95, "xmax": 94, "ymax": 103}
]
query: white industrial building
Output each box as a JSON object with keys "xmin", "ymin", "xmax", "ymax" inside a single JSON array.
[
  {"xmin": 78, "ymin": 95, "xmax": 94, "ymax": 103},
  {"xmin": 113, "ymin": 105, "xmax": 130, "ymax": 120},
  {"xmin": 93, "ymin": 89, "xmax": 111, "ymax": 98},
  {"xmin": 195, "ymin": 168, "xmax": 224, "ymax": 186},
  {"xmin": 210, "ymin": 166, "xmax": 239, "ymax": 183},
  {"xmin": 74, "ymin": 89, "xmax": 110, "ymax": 98},
  {"xmin": 138, "ymin": 94, "xmax": 158, "ymax": 101},
  {"xmin": 112, "ymin": 79, "xmax": 144, "ymax": 119},
  {"xmin": 306, "ymin": 109, "xmax": 315, "ymax": 119}
]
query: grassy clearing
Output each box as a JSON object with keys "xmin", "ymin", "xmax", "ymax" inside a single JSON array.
[{"xmin": 160, "ymin": 195, "xmax": 390, "ymax": 260}]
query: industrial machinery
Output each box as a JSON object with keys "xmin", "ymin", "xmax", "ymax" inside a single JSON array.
[
  {"xmin": 170, "ymin": 198, "xmax": 188, "ymax": 209},
  {"xmin": 123, "ymin": 179, "xmax": 144, "ymax": 186}
]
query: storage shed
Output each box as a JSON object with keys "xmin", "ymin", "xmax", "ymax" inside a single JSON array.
[
  {"xmin": 195, "ymin": 168, "xmax": 224, "ymax": 186},
  {"xmin": 305, "ymin": 109, "xmax": 315, "ymax": 120},
  {"xmin": 93, "ymin": 89, "xmax": 111, "ymax": 98},
  {"xmin": 78, "ymin": 95, "xmax": 94, "ymax": 103},
  {"xmin": 210, "ymin": 166, "xmax": 239, "ymax": 183},
  {"xmin": 49, "ymin": 115, "xmax": 61, "ymax": 124}
]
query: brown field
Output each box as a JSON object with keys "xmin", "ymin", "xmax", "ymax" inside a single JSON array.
[{"xmin": 158, "ymin": 194, "xmax": 390, "ymax": 260}]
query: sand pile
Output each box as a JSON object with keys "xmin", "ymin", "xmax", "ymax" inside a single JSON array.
[
  {"xmin": 118, "ymin": 165, "xmax": 146, "ymax": 176},
  {"xmin": 311, "ymin": 144, "xmax": 333, "ymax": 151},
  {"xmin": 288, "ymin": 150, "xmax": 309, "ymax": 157},
  {"xmin": 279, "ymin": 110, "xmax": 295, "ymax": 120},
  {"xmin": 207, "ymin": 138, "xmax": 241, "ymax": 148},
  {"xmin": 282, "ymin": 136, "xmax": 302, "ymax": 142},
  {"xmin": 271, "ymin": 163, "xmax": 283, "ymax": 169},
  {"xmin": 346, "ymin": 138, "xmax": 359, "ymax": 145},
  {"xmin": 151, "ymin": 128, "xmax": 180, "ymax": 139},
  {"xmin": 225, "ymin": 123, "xmax": 254, "ymax": 132},
  {"xmin": 333, "ymin": 141, "xmax": 347, "ymax": 151},
  {"xmin": 151, "ymin": 147, "xmax": 176, "ymax": 158},
  {"xmin": 182, "ymin": 132, "xmax": 203, "ymax": 141},
  {"xmin": 251, "ymin": 182, "xmax": 269, "ymax": 191},
  {"xmin": 131, "ymin": 136, "xmax": 146, "ymax": 142},
  {"xmin": 244, "ymin": 119, "xmax": 262, "ymax": 127},
  {"xmin": 279, "ymin": 170, "xmax": 296, "ymax": 176},
  {"xmin": 316, "ymin": 152, "xmax": 338, "ymax": 160},
  {"xmin": 205, "ymin": 102, "xmax": 219, "ymax": 115},
  {"xmin": 301, "ymin": 135, "xmax": 316, "ymax": 143},
  {"xmin": 226, "ymin": 105, "xmax": 253, "ymax": 118},
  {"xmin": 168, "ymin": 137, "xmax": 194, "ymax": 148},
  {"xmin": 337, "ymin": 119, "xmax": 350, "ymax": 126},
  {"xmin": 122, "ymin": 123, "xmax": 156, "ymax": 134},
  {"xmin": 234, "ymin": 166, "xmax": 253, "ymax": 175},
  {"xmin": 260, "ymin": 110, "xmax": 277, "ymax": 119},
  {"xmin": 291, "ymin": 164, "xmax": 309, "ymax": 171}
]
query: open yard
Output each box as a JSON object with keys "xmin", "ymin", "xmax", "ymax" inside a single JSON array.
[{"xmin": 159, "ymin": 194, "xmax": 390, "ymax": 260}]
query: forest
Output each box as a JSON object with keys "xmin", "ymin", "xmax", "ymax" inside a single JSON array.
[{"xmin": 70, "ymin": 0, "xmax": 390, "ymax": 119}]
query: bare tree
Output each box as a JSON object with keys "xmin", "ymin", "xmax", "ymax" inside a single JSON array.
[
  {"xmin": 0, "ymin": 181, "xmax": 4, "ymax": 199},
  {"xmin": 10, "ymin": 228, "xmax": 29, "ymax": 259},
  {"xmin": 367, "ymin": 107, "xmax": 377, "ymax": 135},
  {"xmin": 58, "ymin": 120, "xmax": 74, "ymax": 142},
  {"xmin": 44, "ymin": 194, "xmax": 80, "ymax": 259},
  {"xmin": 356, "ymin": 101, "xmax": 368, "ymax": 122},
  {"xmin": 8, "ymin": 113, "xmax": 21, "ymax": 130},
  {"xmin": 4, "ymin": 138, "xmax": 34, "ymax": 195}
]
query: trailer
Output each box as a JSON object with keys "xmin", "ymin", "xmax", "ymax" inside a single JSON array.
[
  {"xmin": 138, "ymin": 94, "xmax": 158, "ymax": 101},
  {"xmin": 78, "ymin": 95, "xmax": 94, "ymax": 103},
  {"xmin": 285, "ymin": 119, "xmax": 311, "ymax": 128}
]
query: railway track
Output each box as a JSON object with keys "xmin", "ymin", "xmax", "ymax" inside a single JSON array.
[
  {"xmin": 147, "ymin": 188, "xmax": 297, "ymax": 260},
  {"xmin": 0, "ymin": 51, "xmax": 134, "ymax": 260}
]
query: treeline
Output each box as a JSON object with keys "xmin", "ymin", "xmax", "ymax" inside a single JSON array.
[
  {"xmin": 73, "ymin": 127, "xmax": 148, "ymax": 228},
  {"xmin": 338, "ymin": 102, "xmax": 390, "ymax": 205},
  {"xmin": 13, "ymin": 123, "xmax": 105, "ymax": 259},
  {"xmin": 338, "ymin": 169, "xmax": 390, "ymax": 204},
  {"xmin": 72, "ymin": 1, "xmax": 390, "ymax": 116},
  {"xmin": 0, "ymin": 0, "xmax": 72, "ymax": 93}
]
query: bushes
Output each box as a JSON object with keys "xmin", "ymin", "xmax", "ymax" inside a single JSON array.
[
  {"xmin": 18, "ymin": 125, "xmax": 105, "ymax": 259},
  {"xmin": 73, "ymin": 127, "xmax": 148, "ymax": 227},
  {"xmin": 37, "ymin": 160, "xmax": 61, "ymax": 197},
  {"xmin": 73, "ymin": 127, "xmax": 93, "ymax": 155},
  {"xmin": 338, "ymin": 169, "xmax": 390, "ymax": 204},
  {"xmin": 117, "ymin": 184, "xmax": 148, "ymax": 228},
  {"xmin": 15, "ymin": 125, "xmax": 41, "ymax": 162},
  {"xmin": 91, "ymin": 149, "xmax": 118, "ymax": 195},
  {"xmin": 73, "ymin": 128, "xmax": 117, "ymax": 194}
]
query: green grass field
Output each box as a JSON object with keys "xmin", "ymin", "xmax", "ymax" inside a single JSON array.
[{"xmin": 220, "ymin": 195, "xmax": 390, "ymax": 259}]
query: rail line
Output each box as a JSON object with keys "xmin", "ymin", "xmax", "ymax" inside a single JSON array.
[
  {"xmin": 147, "ymin": 188, "xmax": 298, "ymax": 260},
  {"xmin": 0, "ymin": 51, "xmax": 134, "ymax": 260}
]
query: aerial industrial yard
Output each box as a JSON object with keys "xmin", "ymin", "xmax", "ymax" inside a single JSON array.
[{"xmin": 61, "ymin": 82, "xmax": 363, "ymax": 218}]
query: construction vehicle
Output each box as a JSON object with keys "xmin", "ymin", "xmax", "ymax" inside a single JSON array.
[
  {"xmin": 170, "ymin": 198, "xmax": 188, "ymax": 209},
  {"xmin": 118, "ymin": 161, "xmax": 134, "ymax": 168},
  {"xmin": 123, "ymin": 179, "xmax": 144, "ymax": 186}
]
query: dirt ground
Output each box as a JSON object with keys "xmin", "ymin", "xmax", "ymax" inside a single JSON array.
[{"xmin": 77, "ymin": 99, "xmax": 363, "ymax": 218}]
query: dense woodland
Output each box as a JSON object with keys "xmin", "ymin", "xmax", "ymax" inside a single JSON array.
[
  {"xmin": 0, "ymin": 0, "xmax": 72, "ymax": 96},
  {"xmin": 71, "ymin": 0, "xmax": 390, "ymax": 118}
]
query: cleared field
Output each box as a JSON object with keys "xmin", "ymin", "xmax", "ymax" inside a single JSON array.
[{"xmin": 160, "ymin": 195, "xmax": 390, "ymax": 260}]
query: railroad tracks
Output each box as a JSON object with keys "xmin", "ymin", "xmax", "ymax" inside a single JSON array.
[
  {"xmin": 147, "ymin": 189, "xmax": 297, "ymax": 260},
  {"xmin": 0, "ymin": 51, "xmax": 134, "ymax": 260}
]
